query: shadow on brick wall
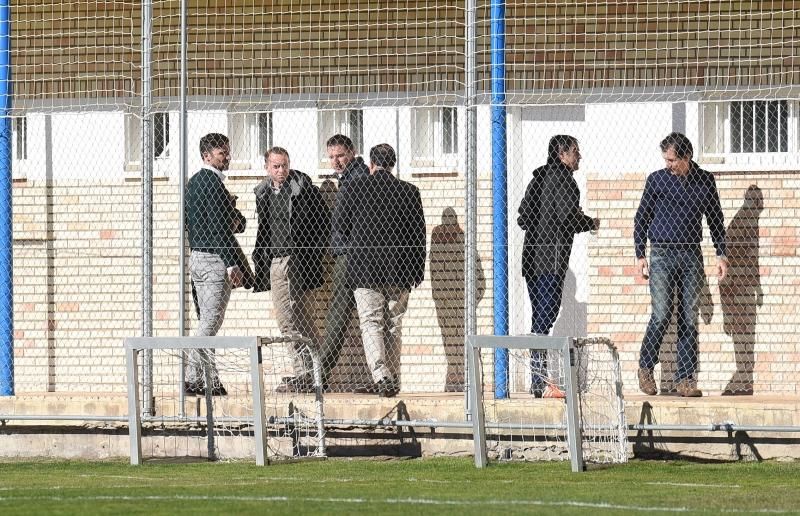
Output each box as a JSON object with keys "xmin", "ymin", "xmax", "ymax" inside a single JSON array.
[
  {"xmin": 430, "ymin": 207, "xmax": 485, "ymax": 392},
  {"xmin": 720, "ymin": 184, "xmax": 763, "ymax": 396}
]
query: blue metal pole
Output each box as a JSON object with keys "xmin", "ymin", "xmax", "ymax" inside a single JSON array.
[
  {"xmin": 0, "ymin": 2, "xmax": 13, "ymax": 396},
  {"xmin": 491, "ymin": 0, "xmax": 508, "ymax": 398}
]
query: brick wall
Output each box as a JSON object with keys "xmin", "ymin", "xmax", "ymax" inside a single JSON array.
[{"xmin": 12, "ymin": 170, "xmax": 800, "ymax": 395}]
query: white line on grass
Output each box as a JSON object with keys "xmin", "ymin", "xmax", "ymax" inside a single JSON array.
[
  {"xmin": 0, "ymin": 495, "xmax": 794, "ymax": 513},
  {"xmin": 646, "ymin": 482, "xmax": 741, "ymax": 489},
  {"xmin": 79, "ymin": 474, "xmax": 153, "ymax": 481}
]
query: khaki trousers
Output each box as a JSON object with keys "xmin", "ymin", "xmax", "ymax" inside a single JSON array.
[
  {"xmin": 353, "ymin": 286, "xmax": 409, "ymax": 383},
  {"xmin": 271, "ymin": 255, "xmax": 320, "ymax": 378}
]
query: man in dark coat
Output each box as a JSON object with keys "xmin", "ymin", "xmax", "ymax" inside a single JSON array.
[
  {"xmin": 517, "ymin": 164, "xmax": 548, "ymax": 283},
  {"xmin": 320, "ymin": 134, "xmax": 370, "ymax": 390},
  {"xmin": 184, "ymin": 132, "xmax": 254, "ymax": 396},
  {"xmin": 527, "ymin": 135, "xmax": 599, "ymax": 398},
  {"xmin": 332, "ymin": 143, "xmax": 426, "ymax": 397},
  {"xmin": 253, "ymin": 147, "xmax": 329, "ymax": 393}
]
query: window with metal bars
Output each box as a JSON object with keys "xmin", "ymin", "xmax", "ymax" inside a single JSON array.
[{"xmin": 700, "ymin": 100, "xmax": 797, "ymax": 169}]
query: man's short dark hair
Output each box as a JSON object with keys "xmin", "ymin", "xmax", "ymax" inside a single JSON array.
[
  {"xmin": 370, "ymin": 143, "xmax": 396, "ymax": 170},
  {"xmin": 547, "ymin": 134, "xmax": 578, "ymax": 163},
  {"xmin": 265, "ymin": 146, "xmax": 290, "ymax": 160},
  {"xmin": 660, "ymin": 132, "xmax": 693, "ymax": 159},
  {"xmin": 326, "ymin": 134, "xmax": 355, "ymax": 151},
  {"xmin": 199, "ymin": 133, "xmax": 229, "ymax": 157}
]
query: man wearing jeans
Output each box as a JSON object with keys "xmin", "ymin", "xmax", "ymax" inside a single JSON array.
[
  {"xmin": 332, "ymin": 144, "xmax": 426, "ymax": 397},
  {"xmin": 184, "ymin": 133, "xmax": 252, "ymax": 396},
  {"xmin": 521, "ymin": 135, "xmax": 599, "ymax": 398},
  {"xmin": 634, "ymin": 132, "xmax": 728, "ymax": 397}
]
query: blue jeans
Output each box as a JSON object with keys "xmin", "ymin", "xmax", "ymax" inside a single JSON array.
[
  {"xmin": 526, "ymin": 273, "xmax": 564, "ymax": 393},
  {"xmin": 639, "ymin": 246, "xmax": 703, "ymax": 381}
]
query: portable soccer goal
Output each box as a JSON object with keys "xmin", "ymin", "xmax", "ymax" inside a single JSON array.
[
  {"xmin": 467, "ymin": 335, "xmax": 627, "ymax": 472},
  {"xmin": 124, "ymin": 336, "xmax": 325, "ymax": 465}
]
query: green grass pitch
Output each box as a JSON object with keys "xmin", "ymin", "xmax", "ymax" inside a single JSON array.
[{"xmin": 0, "ymin": 458, "xmax": 798, "ymax": 515}]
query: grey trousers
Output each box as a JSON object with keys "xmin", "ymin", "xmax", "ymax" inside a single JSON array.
[
  {"xmin": 270, "ymin": 255, "xmax": 319, "ymax": 378},
  {"xmin": 353, "ymin": 286, "xmax": 409, "ymax": 383},
  {"xmin": 319, "ymin": 254, "xmax": 356, "ymax": 380},
  {"xmin": 185, "ymin": 251, "xmax": 230, "ymax": 385}
]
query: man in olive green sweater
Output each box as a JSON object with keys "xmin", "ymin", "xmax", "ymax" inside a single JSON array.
[{"xmin": 184, "ymin": 133, "xmax": 252, "ymax": 396}]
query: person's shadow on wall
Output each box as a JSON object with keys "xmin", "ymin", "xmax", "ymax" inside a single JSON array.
[
  {"xmin": 720, "ymin": 185, "xmax": 763, "ymax": 395},
  {"xmin": 430, "ymin": 207, "xmax": 485, "ymax": 391},
  {"xmin": 552, "ymin": 270, "xmax": 586, "ymax": 338}
]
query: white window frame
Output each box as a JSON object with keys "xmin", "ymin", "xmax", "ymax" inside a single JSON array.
[
  {"xmin": 317, "ymin": 109, "xmax": 363, "ymax": 163},
  {"xmin": 228, "ymin": 111, "xmax": 272, "ymax": 172},
  {"xmin": 699, "ymin": 100, "xmax": 799, "ymax": 171},
  {"xmin": 12, "ymin": 116, "xmax": 27, "ymax": 161},
  {"xmin": 125, "ymin": 111, "xmax": 173, "ymax": 176},
  {"xmin": 124, "ymin": 112, "xmax": 141, "ymax": 171},
  {"xmin": 410, "ymin": 106, "xmax": 459, "ymax": 171},
  {"xmin": 11, "ymin": 115, "xmax": 28, "ymax": 179},
  {"xmin": 153, "ymin": 111, "xmax": 170, "ymax": 160}
]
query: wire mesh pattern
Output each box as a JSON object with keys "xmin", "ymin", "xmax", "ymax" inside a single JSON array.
[{"xmin": 5, "ymin": 2, "xmax": 800, "ymax": 431}]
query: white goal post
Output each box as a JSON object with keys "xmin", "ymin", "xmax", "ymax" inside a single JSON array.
[
  {"xmin": 467, "ymin": 335, "xmax": 627, "ymax": 472},
  {"xmin": 124, "ymin": 336, "xmax": 325, "ymax": 466}
]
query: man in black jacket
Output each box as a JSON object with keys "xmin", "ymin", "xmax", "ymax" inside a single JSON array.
[
  {"xmin": 320, "ymin": 134, "xmax": 370, "ymax": 390},
  {"xmin": 253, "ymin": 147, "xmax": 329, "ymax": 393},
  {"xmin": 185, "ymin": 133, "xmax": 253, "ymax": 395},
  {"xmin": 332, "ymin": 144, "xmax": 426, "ymax": 397},
  {"xmin": 522, "ymin": 135, "xmax": 599, "ymax": 398}
]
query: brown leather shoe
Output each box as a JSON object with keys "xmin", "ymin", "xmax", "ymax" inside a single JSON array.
[
  {"xmin": 676, "ymin": 378, "xmax": 702, "ymax": 397},
  {"xmin": 637, "ymin": 368, "xmax": 657, "ymax": 395}
]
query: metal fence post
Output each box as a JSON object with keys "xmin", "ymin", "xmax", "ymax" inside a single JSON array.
[
  {"xmin": 141, "ymin": 0, "xmax": 154, "ymax": 416},
  {"xmin": 463, "ymin": 0, "xmax": 477, "ymax": 421}
]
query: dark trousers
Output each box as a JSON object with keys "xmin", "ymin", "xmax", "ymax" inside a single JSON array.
[
  {"xmin": 526, "ymin": 273, "xmax": 564, "ymax": 393},
  {"xmin": 320, "ymin": 254, "xmax": 356, "ymax": 380}
]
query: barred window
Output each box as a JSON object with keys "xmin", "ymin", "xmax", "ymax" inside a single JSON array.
[
  {"xmin": 731, "ymin": 100, "xmax": 788, "ymax": 153},
  {"xmin": 701, "ymin": 100, "xmax": 795, "ymax": 159}
]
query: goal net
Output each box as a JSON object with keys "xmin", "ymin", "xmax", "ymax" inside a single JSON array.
[
  {"xmin": 124, "ymin": 336, "xmax": 325, "ymax": 465},
  {"xmin": 468, "ymin": 336, "xmax": 627, "ymax": 471}
]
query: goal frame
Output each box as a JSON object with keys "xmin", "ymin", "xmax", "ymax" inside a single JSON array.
[
  {"xmin": 124, "ymin": 336, "xmax": 325, "ymax": 466},
  {"xmin": 467, "ymin": 335, "xmax": 585, "ymax": 472}
]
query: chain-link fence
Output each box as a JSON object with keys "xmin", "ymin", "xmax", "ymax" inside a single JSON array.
[{"xmin": 6, "ymin": 2, "xmax": 800, "ymax": 424}]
